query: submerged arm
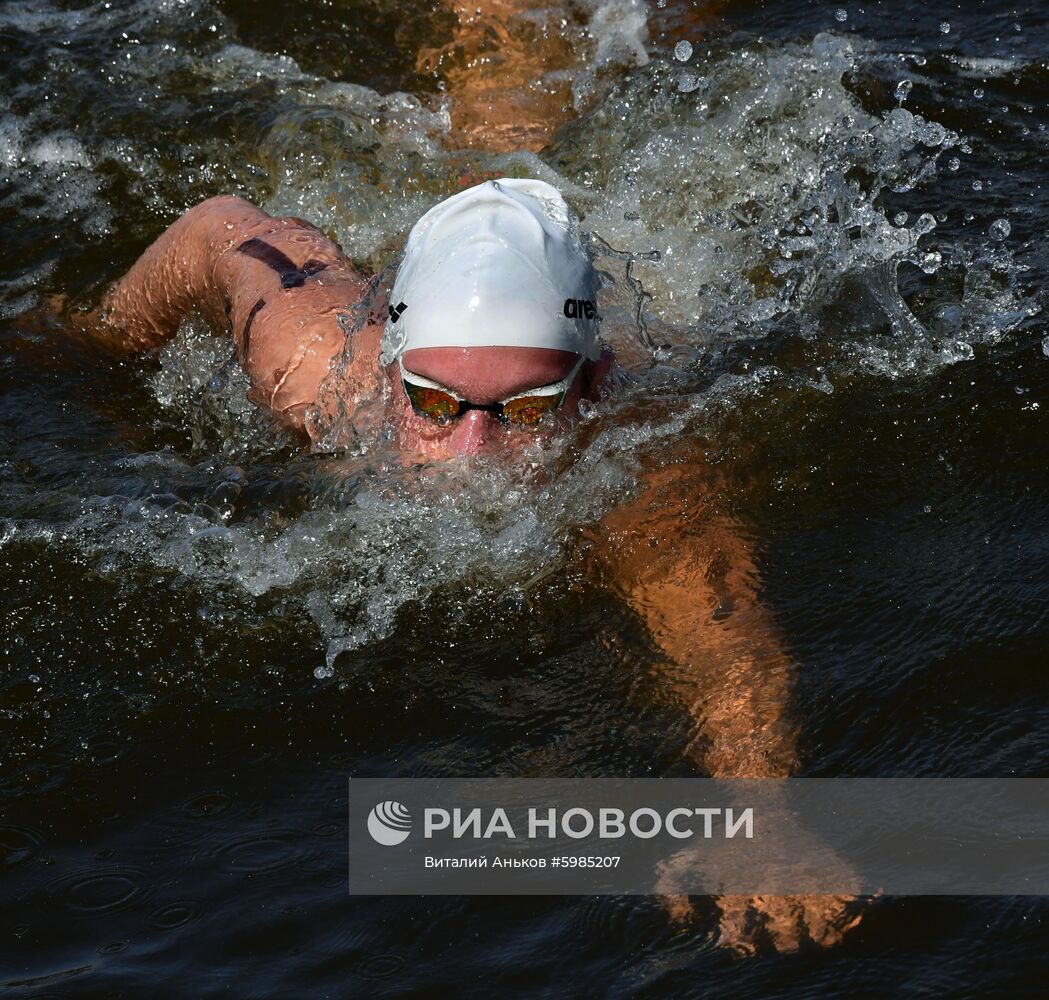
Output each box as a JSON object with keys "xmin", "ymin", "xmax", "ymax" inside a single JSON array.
[
  {"xmin": 597, "ymin": 464, "xmax": 797, "ymax": 778},
  {"xmin": 595, "ymin": 463, "xmax": 862, "ymax": 952}
]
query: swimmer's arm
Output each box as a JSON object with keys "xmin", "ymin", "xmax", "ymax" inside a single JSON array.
[
  {"xmin": 597, "ymin": 468, "xmax": 797, "ymax": 778},
  {"xmin": 97, "ymin": 195, "xmax": 270, "ymax": 352},
  {"xmin": 420, "ymin": 0, "xmax": 580, "ymax": 152},
  {"xmin": 423, "ymin": 1, "xmax": 728, "ymax": 153},
  {"xmin": 596, "ymin": 473, "xmax": 864, "ymax": 950}
]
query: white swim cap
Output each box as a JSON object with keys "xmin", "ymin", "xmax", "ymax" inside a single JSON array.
[{"xmin": 381, "ymin": 178, "xmax": 601, "ymax": 365}]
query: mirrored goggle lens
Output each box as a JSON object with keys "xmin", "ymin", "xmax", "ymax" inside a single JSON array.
[
  {"xmin": 403, "ymin": 380, "xmax": 460, "ymax": 424},
  {"xmin": 500, "ymin": 391, "xmax": 565, "ymax": 427}
]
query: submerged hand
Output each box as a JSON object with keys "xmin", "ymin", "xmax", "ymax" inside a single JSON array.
[
  {"xmin": 714, "ymin": 892, "xmax": 865, "ymax": 955},
  {"xmin": 655, "ymin": 824, "xmax": 869, "ymax": 955},
  {"xmin": 659, "ymin": 889, "xmax": 865, "ymax": 955}
]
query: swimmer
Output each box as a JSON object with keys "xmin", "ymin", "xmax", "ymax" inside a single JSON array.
[
  {"xmin": 96, "ymin": 180, "xmax": 608, "ymax": 460},
  {"xmin": 89, "ymin": 177, "xmax": 866, "ymax": 953}
]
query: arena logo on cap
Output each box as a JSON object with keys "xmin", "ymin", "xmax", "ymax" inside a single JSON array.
[{"xmin": 563, "ymin": 298, "xmax": 595, "ymax": 319}]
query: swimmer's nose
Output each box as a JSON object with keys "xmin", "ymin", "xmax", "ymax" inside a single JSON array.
[{"xmin": 448, "ymin": 409, "xmax": 497, "ymax": 456}]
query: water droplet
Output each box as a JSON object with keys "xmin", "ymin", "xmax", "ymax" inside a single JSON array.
[
  {"xmin": 948, "ymin": 156, "xmax": 960, "ymax": 171},
  {"xmin": 895, "ymin": 79, "xmax": 913, "ymax": 101},
  {"xmin": 1042, "ymin": 335, "xmax": 1049, "ymax": 359},
  {"xmin": 971, "ymin": 179, "xmax": 983, "ymax": 191},
  {"xmin": 939, "ymin": 21, "xmax": 951, "ymax": 34},
  {"xmin": 914, "ymin": 213, "xmax": 937, "ymax": 235},
  {"xmin": 919, "ymin": 121, "xmax": 947, "ymax": 146},
  {"xmin": 28, "ymin": 674, "xmax": 40, "ymax": 684},
  {"xmin": 920, "ymin": 251, "xmax": 942, "ymax": 274},
  {"xmin": 314, "ymin": 665, "xmax": 334, "ymax": 680},
  {"xmin": 973, "ymin": 87, "xmax": 984, "ymax": 99},
  {"xmin": 674, "ymin": 40, "xmax": 693, "ymax": 62},
  {"xmin": 835, "ymin": 8, "xmax": 848, "ymax": 22},
  {"xmin": 894, "ymin": 212, "xmax": 908, "ymax": 226},
  {"xmin": 989, "ymin": 218, "xmax": 1011, "ymax": 240}
]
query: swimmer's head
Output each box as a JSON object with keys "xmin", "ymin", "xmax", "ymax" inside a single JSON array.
[
  {"xmin": 383, "ymin": 179, "xmax": 610, "ymax": 458},
  {"xmin": 380, "ymin": 178, "xmax": 601, "ymax": 365}
]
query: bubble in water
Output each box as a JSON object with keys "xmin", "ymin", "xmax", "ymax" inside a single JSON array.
[
  {"xmin": 576, "ymin": 398, "xmax": 598, "ymax": 422},
  {"xmin": 895, "ymin": 80, "xmax": 913, "ymax": 101},
  {"xmin": 989, "ymin": 218, "xmax": 1011, "ymax": 240},
  {"xmin": 939, "ymin": 21, "xmax": 951, "ymax": 34},
  {"xmin": 948, "ymin": 156, "xmax": 960, "ymax": 171},
  {"xmin": 313, "ymin": 665, "xmax": 334, "ymax": 680},
  {"xmin": 972, "ymin": 179, "xmax": 983, "ymax": 191},
  {"xmin": 677, "ymin": 70, "xmax": 702, "ymax": 94},
  {"xmin": 893, "ymin": 211, "xmax": 908, "ymax": 226},
  {"xmin": 973, "ymin": 87, "xmax": 984, "ymax": 99},
  {"xmin": 674, "ymin": 40, "xmax": 693, "ymax": 62},
  {"xmin": 835, "ymin": 8, "xmax": 848, "ymax": 22}
]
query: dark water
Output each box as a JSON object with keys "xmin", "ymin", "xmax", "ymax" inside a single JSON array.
[{"xmin": 2, "ymin": 0, "xmax": 1049, "ymax": 995}]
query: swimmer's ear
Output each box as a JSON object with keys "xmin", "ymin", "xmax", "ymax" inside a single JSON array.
[{"xmin": 584, "ymin": 347, "xmax": 615, "ymax": 401}]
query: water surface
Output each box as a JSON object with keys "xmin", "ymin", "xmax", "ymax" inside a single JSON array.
[{"xmin": 2, "ymin": 0, "xmax": 1048, "ymax": 995}]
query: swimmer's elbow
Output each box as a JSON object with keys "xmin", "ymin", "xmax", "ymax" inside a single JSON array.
[
  {"xmin": 100, "ymin": 195, "xmax": 271, "ymax": 352},
  {"xmin": 185, "ymin": 195, "xmax": 271, "ymax": 253}
]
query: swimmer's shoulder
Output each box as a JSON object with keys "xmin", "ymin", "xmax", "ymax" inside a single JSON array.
[{"xmin": 215, "ymin": 212, "xmax": 364, "ymax": 288}]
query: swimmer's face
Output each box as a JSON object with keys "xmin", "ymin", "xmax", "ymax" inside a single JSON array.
[{"xmin": 391, "ymin": 346, "xmax": 600, "ymax": 459}]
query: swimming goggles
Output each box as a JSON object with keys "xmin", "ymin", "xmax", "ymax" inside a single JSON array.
[{"xmin": 399, "ymin": 355, "xmax": 585, "ymax": 429}]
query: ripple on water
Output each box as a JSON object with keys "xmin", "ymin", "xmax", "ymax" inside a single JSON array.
[
  {"xmin": 150, "ymin": 901, "xmax": 200, "ymax": 930},
  {"xmin": 47, "ymin": 866, "xmax": 146, "ymax": 913},
  {"xmin": 213, "ymin": 830, "xmax": 309, "ymax": 875},
  {"xmin": 0, "ymin": 823, "xmax": 41, "ymax": 869},
  {"xmin": 353, "ymin": 954, "xmax": 406, "ymax": 982},
  {"xmin": 97, "ymin": 940, "xmax": 129, "ymax": 955},
  {"xmin": 181, "ymin": 791, "xmax": 232, "ymax": 818}
]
